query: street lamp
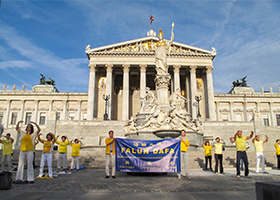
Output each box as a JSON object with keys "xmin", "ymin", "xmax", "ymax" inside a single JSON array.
[
  {"xmin": 103, "ymin": 94, "xmax": 110, "ymax": 120},
  {"xmin": 195, "ymin": 95, "xmax": 202, "ymax": 118}
]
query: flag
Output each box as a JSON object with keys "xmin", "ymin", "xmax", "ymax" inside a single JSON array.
[{"xmin": 149, "ymin": 15, "xmax": 154, "ymax": 25}]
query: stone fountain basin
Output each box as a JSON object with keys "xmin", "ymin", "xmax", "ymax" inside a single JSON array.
[{"xmin": 153, "ymin": 130, "xmax": 181, "ymax": 139}]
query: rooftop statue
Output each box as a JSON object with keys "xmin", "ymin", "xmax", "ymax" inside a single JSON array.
[
  {"xmin": 40, "ymin": 74, "xmax": 55, "ymax": 86},
  {"xmin": 155, "ymin": 23, "xmax": 174, "ymax": 75},
  {"xmin": 232, "ymin": 76, "xmax": 247, "ymax": 88}
]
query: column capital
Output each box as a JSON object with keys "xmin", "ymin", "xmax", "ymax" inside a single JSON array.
[
  {"xmin": 216, "ymin": 101, "xmax": 220, "ymax": 105},
  {"xmin": 256, "ymin": 102, "xmax": 260, "ymax": 106},
  {"xmin": 269, "ymin": 102, "xmax": 273, "ymax": 106},
  {"xmin": 122, "ymin": 64, "xmax": 130, "ymax": 72},
  {"xmin": 189, "ymin": 65, "xmax": 197, "ymax": 73},
  {"xmin": 229, "ymin": 101, "xmax": 233, "ymax": 105},
  {"xmin": 20, "ymin": 100, "xmax": 26, "ymax": 104},
  {"xmin": 6, "ymin": 100, "xmax": 11, "ymax": 103},
  {"xmin": 63, "ymin": 100, "xmax": 68, "ymax": 104},
  {"xmin": 205, "ymin": 65, "xmax": 213, "ymax": 73},
  {"xmin": 48, "ymin": 100, "xmax": 53, "ymax": 104},
  {"xmin": 243, "ymin": 101, "xmax": 247, "ymax": 106},
  {"xmin": 88, "ymin": 63, "xmax": 97, "ymax": 72},
  {"xmin": 105, "ymin": 64, "xmax": 113, "ymax": 72},
  {"xmin": 77, "ymin": 100, "xmax": 82, "ymax": 104},
  {"xmin": 34, "ymin": 100, "xmax": 39, "ymax": 104},
  {"xmin": 173, "ymin": 65, "xmax": 181, "ymax": 73},
  {"xmin": 139, "ymin": 64, "xmax": 147, "ymax": 72}
]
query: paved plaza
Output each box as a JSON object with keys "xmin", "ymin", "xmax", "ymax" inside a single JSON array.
[{"xmin": 1, "ymin": 168, "xmax": 280, "ymax": 200}]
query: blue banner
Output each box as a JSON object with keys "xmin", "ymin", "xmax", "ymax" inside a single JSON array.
[{"xmin": 115, "ymin": 138, "xmax": 181, "ymax": 172}]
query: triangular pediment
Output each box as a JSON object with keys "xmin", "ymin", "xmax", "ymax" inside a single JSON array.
[{"xmin": 85, "ymin": 36, "xmax": 217, "ymax": 58}]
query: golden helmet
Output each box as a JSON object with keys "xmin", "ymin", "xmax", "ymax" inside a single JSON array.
[{"xmin": 158, "ymin": 29, "xmax": 164, "ymax": 38}]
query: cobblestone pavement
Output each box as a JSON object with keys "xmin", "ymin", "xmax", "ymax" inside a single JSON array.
[{"xmin": 2, "ymin": 168, "xmax": 280, "ymax": 199}]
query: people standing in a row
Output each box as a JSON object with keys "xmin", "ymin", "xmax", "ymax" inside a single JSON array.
[
  {"xmin": 15, "ymin": 121, "xmax": 41, "ymax": 183},
  {"xmin": 234, "ymin": 130, "xmax": 254, "ymax": 178},
  {"xmin": 252, "ymin": 134, "xmax": 268, "ymax": 173},
  {"xmin": 202, "ymin": 141, "xmax": 213, "ymax": 171},
  {"xmin": 56, "ymin": 135, "xmax": 70, "ymax": 173},
  {"xmin": 70, "ymin": 139, "xmax": 83, "ymax": 171},
  {"xmin": 178, "ymin": 129, "xmax": 190, "ymax": 179}
]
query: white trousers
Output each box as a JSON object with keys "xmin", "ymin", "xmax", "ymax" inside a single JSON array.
[
  {"xmin": 255, "ymin": 152, "xmax": 266, "ymax": 172},
  {"xmin": 39, "ymin": 153, "xmax": 53, "ymax": 177},
  {"xmin": 105, "ymin": 153, "xmax": 115, "ymax": 176},
  {"xmin": 57, "ymin": 153, "xmax": 67, "ymax": 169},
  {"xmin": 1, "ymin": 154, "xmax": 12, "ymax": 171},
  {"xmin": 178, "ymin": 151, "xmax": 189, "ymax": 177},
  {"xmin": 16, "ymin": 151, "xmax": 34, "ymax": 181},
  {"xmin": 71, "ymin": 156, "xmax": 79, "ymax": 169}
]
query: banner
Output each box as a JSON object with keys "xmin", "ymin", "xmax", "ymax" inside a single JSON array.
[{"xmin": 115, "ymin": 138, "xmax": 181, "ymax": 172}]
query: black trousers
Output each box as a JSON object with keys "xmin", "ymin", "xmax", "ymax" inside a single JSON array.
[
  {"xmin": 277, "ymin": 155, "xmax": 280, "ymax": 169},
  {"xmin": 205, "ymin": 156, "xmax": 212, "ymax": 170},
  {"xmin": 215, "ymin": 154, "xmax": 223, "ymax": 173},
  {"xmin": 236, "ymin": 151, "xmax": 249, "ymax": 176}
]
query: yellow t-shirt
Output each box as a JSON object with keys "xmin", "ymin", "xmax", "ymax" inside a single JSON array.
[
  {"xmin": 71, "ymin": 143, "xmax": 81, "ymax": 157},
  {"xmin": 274, "ymin": 143, "xmax": 280, "ymax": 155},
  {"xmin": 203, "ymin": 145, "xmax": 213, "ymax": 156},
  {"xmin": 254, "ymin": 140, "xmax": 264, "ymax": 153},
  {"xmin": 55, "ymin": 138, "xmax": 70, "ymax": 153},
  {"xmin": 180, "ymin": 137, "xmax": 190, "ymax": 152},
  {"xmin": 235, "ymin": 136, "xmax": 247, "ymax": 151},
  {"xmin": 0, "ymin": 139, "xmax": 13, "ymax": 155},
  {"xmin": 38, "ymin": 137, "xmax": 54, "ymax": 153},
  {"xmin": 20, "ymin": 134, "xmax": 33, "ymax": 152},
  {"xmin": 214, "ymin": 143, "xmax": 224, "ymax": 154}
]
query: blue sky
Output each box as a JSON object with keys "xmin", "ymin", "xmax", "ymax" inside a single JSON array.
[{"xmin": 0, "ymin": 0, "xmax": 279, "ymax": 94}]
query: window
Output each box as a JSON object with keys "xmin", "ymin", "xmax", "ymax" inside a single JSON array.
[
  {"xmin": 222, "ymin": 113, "xmax": 228, "ymax": 121},
  {"xmin": 263, "ymin": 114, "xmax": 269, "ymax": 126},
  {"xmin": 56, "ymin": 112, "xmax": 60, "ymax": 120},
  {"xmin": 39, "ymin": 112, "xmax": 46, "ymax": 125},
  {"xmin": 11, "ymin": 112, "xmax": 17, "ymax": 125},
  {"xmin": 0, "ymin": 112, "xmax": 3, "ymax": 124},
  {"xmin": 235, "ymin": 113, "xmax": 242, "ymax": 121},
  {"xmin": 83, "ymin": 113, "xmax": 87, "ymax": 121},
  {"xmin": 277, "ymin": 114, "xmax": 280, "ymax": 126},
  {"xmin": 69, "ymin": 112, "xmax": 75, "ymax": 120},
  {"xmin": 25, "ymin": 112, "xmax": 32, "ymax": 125}
]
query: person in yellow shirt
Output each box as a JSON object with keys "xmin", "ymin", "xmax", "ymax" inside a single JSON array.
[
  {"xmin": 211, "ymin": 137, "xmax": 226, "ymax": 174},
  {"xmin": 233, "ymin": 130, "xmax": 253, "ymax": 178},
  {"xmin": 70, "ymin": 139, "xmax": 83, "ymax": 171},
  {"xmin": 105, "ymin": 130, "xmax": 116, "ymax": 178},
  {"xmin": 202, "ymin": 141, "xmax": 213, "ymax": 171},
  {"xmin": 15, "ymin": 121, "xmax": 41, "ymax": 184},
  {"xmin": 177, "ymin": 129, "xmax": 190, "ymax": 179},
  {"xmin": 252, "ymin": 134, "xmax": 268, "ymax": 173},
  {"xmin": 55, "ymin": 135, "xmax": 70, "ymax": 172},
  {"xmin": 37, "ymin": 132, "xmax": 55, "ymax": 178},
  {"xmin": 0, "ymin": 133, "xmax": 14, "ymax": 171},
  {"xmin": 274, "ymin": 139, "xmax": 280, "ymax": 170}
]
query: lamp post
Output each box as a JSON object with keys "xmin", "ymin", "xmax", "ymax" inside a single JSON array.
[
  {"xmin": 103, "ymin": 95, "xmax": 110, "ymax": 120},
  {"xmin": 195, "ymin": 95, "xmax": 202, "ymax": 118}
]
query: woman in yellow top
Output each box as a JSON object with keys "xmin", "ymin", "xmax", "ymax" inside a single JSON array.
[
  {"xmin": 202, "ymin": 141, "xmax": 213, "ymax": 171},
  {"xmin": 15, "ymin": 121, "xmax": 41, "ymax": 184},
  {"xmin": 275, "ymin": 139, "xmax": 280, "ymax": 170},
  {"xmin": 37, "ymin": 132, "xmax": 55, "ymax": 178},
  {"xmin": 70, "ymin": 139, "xmax": 83, "ymax": 171}
]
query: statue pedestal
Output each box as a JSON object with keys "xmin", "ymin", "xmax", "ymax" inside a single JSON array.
[{"xmin": 155, "ymin": 75, "xmax": 171, "ymax": 106}]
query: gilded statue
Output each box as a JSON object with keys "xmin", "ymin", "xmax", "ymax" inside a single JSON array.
[{"xmin": 155, "ymin": 23, "xmax": 174, "ymax": 75}]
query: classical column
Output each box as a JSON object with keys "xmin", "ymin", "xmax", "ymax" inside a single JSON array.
[
  {"xmin": 256, "ymin": 102, "xmax": 260, "ymax": 112},
  {"xmin": 189, "ymin": 66, "xmax": 197, "ymax": 120},
  {"xmin": 122, "ymin": 64, "xmax": 130, "ymax": 120},
  {"xmin": 269, "ymin": 102, "xmax": 274, "ymax": 127},
  {"xmin": 243, "ymin": 102, "xmax": 248, "ymax": 122},
  {"xmin": 173, "ymin": 65, "xmax": 181, "ymax": 91},
  {"xmin": 34, "ymin": 100, "xmax": 39, "ymax": 123},
  {"xmin": 77, "ymin": 100, "xmax": 82, "ymax": 121},
  {"xmin": 206, "ymin": 66, "xmax": 215, "ymax": 121},
  {"xmin": 20, "ymin": 100, "xmax": 25, "ymax": 121},
  {"xmin": 87, "ymin": 64, "xmax": 97, "ymax": 120},
  {"xmin": 5, "ymin": 100, "xmax": 11, "ymax": 127},
  {"xmin": 229, "ymin": 102, "xmax": 234, "ymax": 121},
  {"xmin": 105, "ymin": 64, "xmax": 113, "ymax": 120},
  {"xmin": 63, "ymin": 100, "xmax": 67, "ymax": 120},
  {"xmin": 185, "ymin": 76, "xmax": 190, "ymax": 112},
  {"xmin": 48, "ymin": 100, "xmax": 53, "ymax": 116},
  {"xmin": 139, "ymin": 64, "xmax": 147, "ymax": 98},
  {"xmin": 216, "ymin": 101, "xmax": 220, "ymax": 121}
]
